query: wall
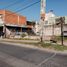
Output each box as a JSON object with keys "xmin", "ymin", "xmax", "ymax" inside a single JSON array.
[
  {"xmin": 0, "ymin": 10, "xmax": 5, "ymax": 21},
  {"xmin": 19, "ymin": 16, "xmax": 26, "ymax": 26},
  {"xmin": 0, "ymin": 10, "xmax": 26, "ymax": 26},
  {"xmin": 5, "ymin": 11, "xmax": 18, "ymax": 25},
  {"xmin": 40, "ymin": 25, "xmax": 61, "ymax": 40},
  {"xmin": 0, "ymin": 10, "xmax": 5, "ymax": 15}
]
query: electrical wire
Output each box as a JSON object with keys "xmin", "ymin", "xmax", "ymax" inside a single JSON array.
[
  {"xmin": 2, "ymin": 0, "xmax": 20, "ymax": 9},
  {"xmin": 4, "ymin": 0, "xmax": 40, "ymax": 17},
  {"xmin": 3, "ymin": 0, "xmax": 40, "ymax": 24},
  {"xmin": 15, "ymin": 0, "xmax": 40, "ymax": 13}
]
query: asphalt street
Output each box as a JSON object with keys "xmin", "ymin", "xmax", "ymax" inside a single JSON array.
[{"xmin": 0, "ymin": 43, "xmax": 67, "ymax": 67}]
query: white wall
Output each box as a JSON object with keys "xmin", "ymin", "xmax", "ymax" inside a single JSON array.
[
  {"xmin": 0, "ymin": 18, "xmax": 4, "ymax": 25},
  {"xmin": 42, "ymin": 25, "xmax": 61, "ymax": 40}
]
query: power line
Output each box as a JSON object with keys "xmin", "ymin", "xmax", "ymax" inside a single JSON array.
[
  {"xmin": 3, "ymin": 0, "xmax": 40, "ymax": 37},
  {"xmin": 15, "ymin": 0, "xmax": 40, "ymax": 13},
  {"xmin": 3, "ymin": 0, "xmax": 28, "ymax": 10},
  {"xmin": 2, "ymin": 0, "xmax": 40, "ymax": 23},
  {"xmin": 4, "ymin": 0, "xmax": 40, "ymax": 17},
  {"xmin": 2, "ymin": 0, "xmax": 19, "ymax": 9},
  {"xmin": 3, "ymin": 0, "xmax": 40, "ymax": 25},
  {"xmin": 7, "ymin": 0, "xmax": 33, "ymax": 12}
]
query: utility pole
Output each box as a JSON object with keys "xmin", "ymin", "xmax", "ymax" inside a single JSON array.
[
  {"xmin": 52, "ymin": 22, "xmax": 54, "ymax": 37},
  {"xmin": 56, "ymin": 17, "xmax": 65, "ymax": 46},
  {"xmin": 60, "ymin": 17, "xmax": 65, "ymax": 46},
  {"xmin": 40, "ymin": 0, "xmax": 46, "ymax": 42}
]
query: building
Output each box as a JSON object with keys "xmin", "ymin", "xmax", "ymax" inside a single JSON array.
[
  {"xmin": 38, "ymin": 11, "xmax": 67, "ymax": 40},
  {"xmin": 45, "ymin": 10, "xmax": 55, "ymax": 25},
  {"xmin": 0, "ymin": 10, "xmax": 26, "ymax": 26},
  {"xmin": 37, "ymin": 0, "xmax": 67, "ymax": 40},
  {"xmin": 0, "ymin": 10, "xmax": 35, "ymax": 38}
]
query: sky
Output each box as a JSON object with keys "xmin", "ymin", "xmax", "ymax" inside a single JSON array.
[{"xmin": 0, "ymin": 0, "xmax": 67, "ymax": 21}]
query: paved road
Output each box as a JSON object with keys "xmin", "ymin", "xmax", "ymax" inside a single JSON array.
[{"xmin": 0, "ymin": 43, "xmax": 67, "ymax": 67}]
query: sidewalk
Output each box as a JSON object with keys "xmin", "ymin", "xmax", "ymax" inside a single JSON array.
[
  {"xmin": 0, "ymin": 38, "xmax": 67, "ymax": 46},
  {"xmin": 0, "ymin": 38, "xmax": 67, "ymax": 54},
  {"xmin": 0, "ymin": 38, "xmax": 39, "ymax": 43}
]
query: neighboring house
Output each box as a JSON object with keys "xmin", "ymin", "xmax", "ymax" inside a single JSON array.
[
  {"xmin": 45, "ymin": 11, "xmax": 55, "ymax": 25},
  {"xmin": 38, "ymin": 11, "xmax": 67, "ymax": 40},
  {"xmin": 33, "ymin": 21, "xmax": 39, "ymax": 35},
  {"xmin": 0, "ymin": 10, "xmax": 36, "ymax": 37}
]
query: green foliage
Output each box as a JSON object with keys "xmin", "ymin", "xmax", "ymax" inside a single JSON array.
[
  {"xmin": 55, "ymin": 36, "xmax": 67, "ymax": 41},
  {"xmin": 53, "ymin": 45, "xmax": 64, "ymax": 51},
  {"xmin": 21, "ymin": 33, "xmax": 27, "ymax": 38},
  {"xmin": 39, "ymin": 42, "xmax": 67, "ymax": 51},
  {"xmin": 2, "ymin": 39, "xmax": 67, "ymax": 51},
  {"xmin": 41, "ymin": 42, "xmax": 52, "ymax": 48}
]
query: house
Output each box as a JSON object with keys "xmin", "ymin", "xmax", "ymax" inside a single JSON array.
[{"xmin": 0, "ymin": 10, "xmax": 36, "ymax": 38}]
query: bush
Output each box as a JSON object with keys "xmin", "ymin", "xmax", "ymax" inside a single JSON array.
[
  {"xmin": 21, "ymin": 33, "xmax": 27, "ymax": 38},
  {"xmin": 55, "ymin": 36, "xmax": 67, "ymax": 41},
  {"xmin": 41, "ymin": 42, "xmax": 52, "ymax": 48}
]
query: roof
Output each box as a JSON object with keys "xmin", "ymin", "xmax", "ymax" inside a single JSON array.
[{"xmin": 27, "ymin": 21, "xmax": 35, "ymax": 25}]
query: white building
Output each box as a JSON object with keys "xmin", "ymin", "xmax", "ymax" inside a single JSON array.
[
  {"xmin": 37, "ymin": 11, "xmax": 67, "ymax": 40},
  {"xmin": 45, "ymin": 11, "xmax": 55, "ymax": 25}
]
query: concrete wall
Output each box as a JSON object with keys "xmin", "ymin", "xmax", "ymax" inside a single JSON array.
[
  {"xmin": 43, "ymin": 25, "xmax": 61, "ymax": 36},
  {"xmin": 41, "ymin": 25, "xmax": 61, "ymax": 40}
]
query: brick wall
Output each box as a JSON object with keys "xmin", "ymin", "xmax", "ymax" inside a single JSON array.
[
  {"xmin": 0, "ymin": 10, "xmax": 26, "ymax": 26},
  {"xmin": 5, "ymin": 11, "xmax": 18, "ymax": 25},
  {"xmin": 19, "ymin": 16, "xmax": 26, "ymax": 26},
  {"xmin": 0, "ymin": 10, "xmax": 5, "ymax": 20}
]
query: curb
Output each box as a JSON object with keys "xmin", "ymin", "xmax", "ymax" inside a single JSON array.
[{"xmin": 0, "ymin": 41, "xmax": 67, "ymax": 55}]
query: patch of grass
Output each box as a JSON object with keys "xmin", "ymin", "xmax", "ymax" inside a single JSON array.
[
  {"xmin": 64, "ymin": 37, "xmax": 67, "ymax": 41},
  {"xmin": 41, "ymin": 42, "xmax": 52, "ymax": 48},
  {"xmin": 1, "ymin": 40, "xmax": 67, "ymax": 51},
  {"xmin": 40, "ymin": 42, "xmax": 67, "ymax": 51},
  {"xmin": 53, "ymin": 45, "xmax": 65, "ymax": 51},
  {"xmin": 11, "ymin": 38, "xmax": 39, "ymax": 41},
  {"xmin": 55, "ymin": 36, "xmax": 67, "ymax": 41}
]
